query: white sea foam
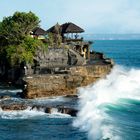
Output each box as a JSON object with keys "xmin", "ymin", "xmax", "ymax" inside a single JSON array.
[
  {"xmin": 8, "ymin": 89, "xmax": 23, "ymax": 93},
  {"xmin": 32, "ymin": 96, "xmax": 67, "ymax": 104},
  {"xmin": 73, "ymin": 65, "xmax": 140, "ymax": 140},
  {"xmin": 42, "ymin": 107, "xmax": 71, "ymax": 118},
  {"xmin": 0, "ymin": 107, "xmax": 46, "ymax": 119},
  {"xmin": 0, "ymin": 106, "xmax": 71, "ymax": 119},
  {"xmin": 0, "ymin": 89, "xmax": 22, "ymax": 94}
]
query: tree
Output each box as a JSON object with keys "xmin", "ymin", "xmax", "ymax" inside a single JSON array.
[
  {"xmin": 6, "ymin": 36, "xmax": 48, "ymax": 66},
  {"xmin": 0, "ymin": 11, "xmax": 48, "ymax": 66},
  {"xmin": 0, "ymin": 11, "xmax": 40, "ymax": 45},
  {"xmin": 47, "ymin": 33, "xmax": 55, "ymax": 46}
]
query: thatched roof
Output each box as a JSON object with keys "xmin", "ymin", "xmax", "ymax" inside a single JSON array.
[
  {"xmin": 61, "ymin": 22, "xmax": 84, "ymax": 33},
  {"xmin": 47, "ymin": 22, "xmax": 85, "ymax": 34},
  {"xmin": 46, "ymin": 23, "xmax": 61, "ymax": 34},
  {"xmin": 32, "ymin": 27, "xmax": 47, "ymax": 35}
]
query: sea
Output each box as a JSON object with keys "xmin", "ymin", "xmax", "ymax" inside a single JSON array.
[{"xmin": 0, "ymin": 38, "xmax": 140, "ymax": 140}]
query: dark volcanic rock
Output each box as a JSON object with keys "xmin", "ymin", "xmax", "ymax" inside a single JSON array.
[
  {"xmin": 31, "ymin": 105, "xmax": 78, "ymax": 117},
  {"xmin": 0, "ymin": 96, "xmax": 11, "ymax": 99},
  {"xmin": 58, "ymin": 107, "xmax": 78, "ymax": 117}
]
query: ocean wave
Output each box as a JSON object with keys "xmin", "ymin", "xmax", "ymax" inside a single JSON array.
[{"xmin": 73, "ymin": 65, "xmax": 140, "ymax": 140}]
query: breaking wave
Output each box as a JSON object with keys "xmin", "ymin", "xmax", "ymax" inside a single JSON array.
[{"xmin": 73, "ymin": 65, "xmax": 140, "ymax": 140}]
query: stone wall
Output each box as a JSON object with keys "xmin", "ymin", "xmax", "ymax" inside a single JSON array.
[{"xmin": 22, "ymin": 63, "xmax": 113, "ymax": 99}]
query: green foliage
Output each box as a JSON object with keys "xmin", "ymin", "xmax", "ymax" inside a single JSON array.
[
  {"xmin": 47, "ymin": 33, "xmax": 54, "ymax": 46},
  {"xmin": 56, "ymin": 34, "xmax": 62, "ymax": 47},
  {"xmin": 5, "ymin": 36, "xmax": 48, "ymax": 66},
  {"xmin": 0, "ymin": 11, "xmax": 40, "ymax": 45},
  {"xmin": 47, "ymin": 33, "xmax": 62, "ymax": 47},
  {"xmin": 0, "ymin": 11, "xmax": 48, "ymax": 66},
  {"xmin": 12, "ymin": 11, "xmax": 39, "ymax": 35}
]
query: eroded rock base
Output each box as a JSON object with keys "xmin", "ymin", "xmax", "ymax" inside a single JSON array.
[{"xmin": 22, "ymin": 64, "xmax": 113, "ymax": 99}]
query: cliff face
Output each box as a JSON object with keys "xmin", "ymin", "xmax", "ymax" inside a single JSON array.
[
  {"xmin": 22, "ymin": 64, "xmax": 113, "ymax": 99},
  {"xmin": 0, "ymin": 48, "xmax": 86, "ymax": 82}
]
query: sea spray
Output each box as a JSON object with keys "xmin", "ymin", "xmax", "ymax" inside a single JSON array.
[
  {"xmin": 0, "ymin": 106, "xmax": 71, "ymax": 119},
  {"xmin": 0, "ymin": 106, "xmax": 46, "ymax": 119},
  {"xmin": 73, "ymin": 65, "xmax": 140, "ymax": 140}
]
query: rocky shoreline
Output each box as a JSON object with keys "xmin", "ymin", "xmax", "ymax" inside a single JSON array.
[
  {"xmin": 0, "ymin": 94, "xmax": 79, "ymax": 117},
  {"xmin": 21, "ymin": 61, "xmax": 113, "ymax": 99},
  {"xmin": 0, "ymin": 103, "xmax": 78, "ymax": 117},
  {"xmin": 0, "ymin": 52, "xmax": 114, "ymax": 116},
  {"xmin": 0, "ymin": 14, "xmax": 114, "ymax": 117}
]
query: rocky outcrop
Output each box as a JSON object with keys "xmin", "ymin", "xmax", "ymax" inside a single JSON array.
[
  {"xmin": 0, "ymin": 96, "xmax": 11, "ymax": 99},
  {"xmin": 68, "ymin": 49, "xmax": 85, "ymax": 65},
  {"xmin": 21, "ymin": 63, "xmax": 113, "ymax": 99},
  {"xmin": 1, "ymin": 104, "xmax": 27, "ymax": 111},
  {"xmin": 32, "ymin": 105, "xmax": 78, "ymax": 117},
  {"xmin": 0, "ymin": 48, "xmax": 86, "ymax": 82},
  {"xmin": 0, "ymin": 104, "xmax": 78, "ymax": 117},
  {"xmin": 34, "ymin": 48, "xmax": 85, "ymax": 72}
]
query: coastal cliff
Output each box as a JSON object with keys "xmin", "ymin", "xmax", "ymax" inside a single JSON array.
[
  {"xmin": 0, "ymin": 11, "xmax": 115, "ymax": 120},
  {"xmin": 22, "ymin": 63, "xmax": 113, "ymax": 99},
  {"xmin": 0, "ymin": 12, "xmax": 114, "ymax": 100}
]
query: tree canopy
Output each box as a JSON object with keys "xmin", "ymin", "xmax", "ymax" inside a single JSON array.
[
  {"xmin": 0, "ymin": 11, "xmax": 47, "ymax": 66},
  {"xmin": 5, "ymin": 36, "xmax": 47, "ymax": 66},
  {"xmin": 0, "ymin": 11, "xmax": 40, "ymax": 45}
]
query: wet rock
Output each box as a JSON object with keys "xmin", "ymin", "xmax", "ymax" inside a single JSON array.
[
  {"xmin": 44, "ymin": 107, "xmax": 51, "ymax": 113},
  {"xmin": 0, "ymin": 103, "xmax": 78, "ymax": 117},
  {"xmin": 31, "ymin": 105, "xmax": 78, "ymax": 117},
  {"xmin": 1, "ymin": 104, "xmax": 27, "ymax": 111},
  {"xmin": 0, "ymin": 96, "xmax": 11, "ymax": 99},
  {"xmin": 64, "ymin": 95, "xmax": 78, "ymax": 98},
  {"xmin": 58, "ymin": 107, "xmax": 78, "ymax": 117}
]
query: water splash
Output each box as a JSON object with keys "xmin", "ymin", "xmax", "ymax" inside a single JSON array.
[
  {"xmin": 0, "ymin": 106, "xmax": 71, "ymax": 120},
  {"xmin": 73, "ymin": 65, "xmax": 140, "ymax": 140},
  {"xmin": 0, "ymin": 107, "xmax": 46, "ymax": 119}
]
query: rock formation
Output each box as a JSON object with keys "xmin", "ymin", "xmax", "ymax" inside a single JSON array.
[
  {"xmin": 0, "ymin": 103, "xmax": 78, "ymax": 117},
  {"xmin": 21, "ymin": 62, "xmax": 113, "ymax": 99}
]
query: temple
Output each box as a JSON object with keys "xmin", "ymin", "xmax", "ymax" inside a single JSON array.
[
  {"xmin": 29, "ymin": 22, "xmax": 93, "ymax": 74},
  {"xmin": 20, "ymin": 22, "xmax": 113, "ymax": 76},
  {"xmin": 0, "ymin": 22, "xmax": 113, "ymax": 81},
  {"xmin": 46, "ymin": 22, "xmax": 90, "ymax": 60}
]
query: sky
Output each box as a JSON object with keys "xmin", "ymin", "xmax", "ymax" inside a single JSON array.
[{"xmin": 0, "ymin": 0, "xmax": 140, "ymax": 34}]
